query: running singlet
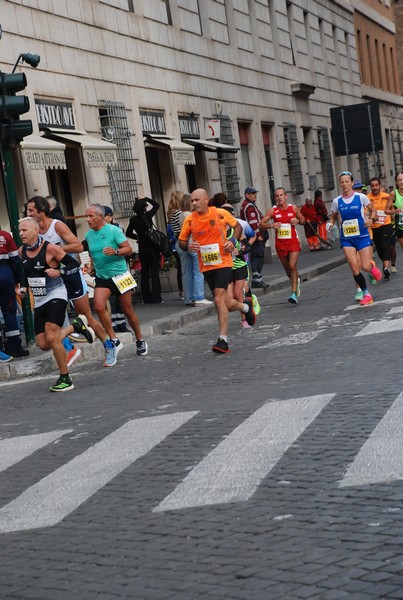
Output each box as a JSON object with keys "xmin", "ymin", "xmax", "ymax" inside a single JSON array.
[
  {"xmin": 367, "ymin": 192, "xmax": 391, "ymax": 228},
  {"xmin": 41, "ymin": 219, "xmax": 65, "ymax": 246},
  {"xmin": 22, "ymin": 241, "xmax": 67, "ymax": 307},
  {"xmin": 179, "ymin": 207, "xmax": 238, "ymax": 272},
  {"xmin": 393, "ymin": 189, "xmax": 403, "ymax": 230},
  {"xmin": 272, "ymin": 205, "xmax": 299, "ymax": 244},
  {"xmin": 333, "ymin": 194, "xmax": 370, "ymax": 241}
]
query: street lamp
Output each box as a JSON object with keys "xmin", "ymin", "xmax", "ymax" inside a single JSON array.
[{"xmin": 12, "ymin": 52, "xmax": 40, "ymax": 74}]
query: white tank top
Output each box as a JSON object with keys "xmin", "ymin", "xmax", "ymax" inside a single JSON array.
[{"xmin": 41, "ymin": 219, "xmax": 65, "ymax": 246}]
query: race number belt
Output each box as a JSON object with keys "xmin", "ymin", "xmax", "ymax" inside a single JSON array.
[
  {"xmin": 200, "ymin": 243, "xmax": 222, "ymax": 266},
  {"xmin": 277, "ymin": 223, "xmax": 292, "ymax": 239},
  {"xmin": 342, "ymin": 219, "xmax": 359, "ymax": 237},
  {"xmin": 28, "ymin": 276, "xmax": 47, "ymax": 297},
  {"xmin": 112, "ymin": 271, "xmax": 137, "ymax": 294}
]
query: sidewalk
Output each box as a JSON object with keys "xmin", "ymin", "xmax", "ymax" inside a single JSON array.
[{"xmin": 0, "ymin": 245, "xmax": 346, "ymax": 382}]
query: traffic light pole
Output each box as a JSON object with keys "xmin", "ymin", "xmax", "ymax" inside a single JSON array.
[{"xmin": 1, "ymin": 144, "xmax": 35, "ymax": 344}]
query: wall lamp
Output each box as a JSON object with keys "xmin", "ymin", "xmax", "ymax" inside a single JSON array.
[{"xmin": 12, "ymin": 53, "xmax": 41, "ymax": 74}]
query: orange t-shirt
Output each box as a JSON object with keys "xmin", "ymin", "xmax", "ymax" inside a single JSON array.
[
  {"xmin": 179, "ymin": 207, "xmax": 237, "ymax": 272},
  {"xmin": 367, "ymin": 191, "xmax": 391, "ymax": 228}
]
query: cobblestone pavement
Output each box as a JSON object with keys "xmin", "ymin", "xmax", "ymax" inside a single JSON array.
[{"xmin": 1, "ymin": 262, "xmax": 403, "ymax": 599}]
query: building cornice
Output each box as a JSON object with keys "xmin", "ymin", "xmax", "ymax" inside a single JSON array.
[
  {"xmin": 361, "ymin": 84, "xmax": 403, "ymax": 106},
  {"xmin": 352, "ymin": 0, "xmax": 396, "ymax": 33}
]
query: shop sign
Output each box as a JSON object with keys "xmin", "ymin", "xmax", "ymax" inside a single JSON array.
[
  {"xmin": 22, "ymin": 149, "xmax": 66, "ymax": 170},
  {"xmin": 35, "ymin": 99, "xmax": 75, "ymax": 130},
  {"xmin": 84, "ymin": 149, "xmax": 117, "ymax": 168},
  {"xmin": 205, "ymin": 119, "xmax": 220, "ymax": 139},
  {"xmin": 172, "ymin": 150, "xmax": 196, "ymax": 166},
  {"xmin": 178, "ymin": 116, "xmax": 200, "ymax": 139},
  {"xmin": 140, "ymin": 111, "xmax": 166, "ymax": 134}
]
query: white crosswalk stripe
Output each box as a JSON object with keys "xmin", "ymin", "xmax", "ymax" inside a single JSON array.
[
  {"xmin": 154, "ymin": 394, "xmax": 335, "ymax": 512},
  {"xmin": 0, "ymin": 430, "xmax": 72, "ymax": 473},
  {"xmin": 339, "ymin": 391, "xmax": 403, "ymax": 488},
  {"xmin": 355, "ymin": 317, "xmax": 403, "ymax": 337},
  {"xmin": 0, "ymin": 412, "xmax": 197, "ymax": 533},
  {"xmin": 256, "ymin": 331, "xmax": 319, "ymax": 349}
]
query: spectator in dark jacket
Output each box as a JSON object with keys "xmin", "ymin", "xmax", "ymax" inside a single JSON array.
[
  {"xmin": 126, "ymin": 197, "xmax": 162, "ymax": 303},
  {"xmin": 314, "ymin": 190, "xmax": 329, "ymax": 247}
]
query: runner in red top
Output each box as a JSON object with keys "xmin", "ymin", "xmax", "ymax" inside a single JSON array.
[{"xmin": 259, "ymin": 187, "xmax": 305, "ymax": 304}]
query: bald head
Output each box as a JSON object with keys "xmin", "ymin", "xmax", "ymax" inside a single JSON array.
[{"xmin": 190, "ymin": 188, "xmax": 210, "ymax": 214}]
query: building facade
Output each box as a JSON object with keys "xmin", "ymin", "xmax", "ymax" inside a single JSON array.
[{"xmin": 1, "ymin": 0, "xmax": 402, "ymax": 244}]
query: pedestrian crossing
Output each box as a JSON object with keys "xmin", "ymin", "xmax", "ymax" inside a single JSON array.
[{"xmin": 0, "ymin": 391, "xmax": 402, "ymax": 533}]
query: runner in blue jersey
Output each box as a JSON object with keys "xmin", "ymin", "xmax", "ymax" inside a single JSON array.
[{"xmin": 328, "ymin": 171, "xmax": 381, "ymax": 306}]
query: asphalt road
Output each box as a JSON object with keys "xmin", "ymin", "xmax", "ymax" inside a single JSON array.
[{"xmin": 1, "ymin": 262, "xmax": 403, "ymax": 599}]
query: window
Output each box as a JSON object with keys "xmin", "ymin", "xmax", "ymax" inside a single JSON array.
[
  {"xmin": 317, "ymin": 128, "xmax": 335, "ymax": 191},
  {"xmin": 283, "ymin": 124, "xmax": 304, "ymax": 195},
  {"xmin": 238, "ymin": 122, "xmax": 252, "ymax": 190},
  {"xmin": 98, "ymin": 100, "xmax": 138, "ymax": 219}
]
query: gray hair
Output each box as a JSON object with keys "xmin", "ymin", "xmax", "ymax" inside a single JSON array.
[
  {"xmin": 88, "ymin": 203, "xmax": 105, "ymax": 217},
  {"xmin": 19, "ymin": 217, "xmax": 39, "ymax": 229},
  {"xmin": 45, "ymin": 195, "xmax": 57, "ymax": 210}
]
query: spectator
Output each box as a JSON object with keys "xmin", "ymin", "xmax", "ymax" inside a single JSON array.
[
  {"xmin": 126, "ymin": 197, "xmax": 162, "ymax": 304},
  {"xmin": 314, "ymin": 189, "xmax": 329, "ymax": 249},
  {"xmin": 45, "ymin": 195, "xmax": 67, "ymax": 224},
  {"xmin": 167, "ymin": 191, "xmax": 184, "ymax": 300},
  {"xmin": 300, "ymin": 197, "xmax": 320, "ymax": 251},
  {"xmin": 0, "ymin": 227, "xmax": 29, "ymax": 360},
  {"xmin": 240, "ymin": 187, "xmax": 269, "ymax": 289}
]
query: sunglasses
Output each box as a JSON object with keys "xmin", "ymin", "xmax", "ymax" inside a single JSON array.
[{"xmin": 339, "ymin": 170, "xmax": 353, "ymax": 178}]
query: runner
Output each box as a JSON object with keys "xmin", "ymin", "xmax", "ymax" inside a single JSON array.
[
  {"xmin": 259, "ymin": 187, "xmax": 306, "ymax": 304},
  {"xmin": 367, "ymin": 177, "xmax": 393, "ymax": 279},
  {"xmin": 85, "ymin": 203, "xmax": 148, "ymax": 364},
  {"xmin": 386, "ymin": 171, "xmax": 403, "ymax": 265},
  {"xmin": 17, "ymin": 217, "xmax": 94, "ymax": 392},
  {"xmin": 327, "ymin": 171, "xmax": 381, "ymax": 306},
  {"xmin": 26, "ymin": 196, "xmax": 114, "ymax": 367},
  {"xmin": 178, "ymin": 188, "xmax": 256, "ymax": 353}
]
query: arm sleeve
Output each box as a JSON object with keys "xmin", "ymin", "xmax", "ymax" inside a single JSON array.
[
  {"xmin": 125, "ymin": 217, "xmax": 138, "ymax": 240},
  {"xmin": 146, "ymin": 198, "xmax": 160, "ymax": 218},
  {"xmin": 244, "ymin": 205, "xmax": 260, "ymax": 233},
  {"xmin": 6, "ymin": 233, "xmax": 22, "ymax": 284}
]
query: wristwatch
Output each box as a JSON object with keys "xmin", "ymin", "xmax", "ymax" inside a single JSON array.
[{"xmin": 115, "ymin": 249, "xmax": 119, "ymax": 255}]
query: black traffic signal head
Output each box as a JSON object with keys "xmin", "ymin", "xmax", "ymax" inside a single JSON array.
[{"xmin": 0, "ymin": 72, "xmax": 33, "ymax": 145}]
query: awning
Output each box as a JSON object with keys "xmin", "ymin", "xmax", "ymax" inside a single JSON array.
[
  {"xmin": 20, "ymin": 134, "xmax": 66, "ymax": 170},
  {"xmin": 184, "ymin": 138, "xmax": 239, "ymax": 153},
  {"xmin": 44, "ymin": 129, "xmax": 117, "ymax": 168},
  {"xmin": 144, "ymin": 134, "xmax": 196, "ymax": 165}
]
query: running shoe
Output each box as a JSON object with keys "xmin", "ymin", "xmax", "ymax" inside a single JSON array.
[
  {"xmin": 251, "ymin": 293, "xmax": 261, "ymax": 315},
  {"xmin": 243, "ymin": 298, "xmax": 256, "ymax": 326},
  {"xmin": 212, "ymin": 338, "xmax": 230, "ymax": 353},
  {"xmin": 391, "ymin": 266, "xmax": 397, "ymax": 273},
  {"xmin": 136, "ymin": 339, "xmax": 148, "ymax": 356},
  {"xmin": 288, "ymin": 291, "xmax": 298, "ymax": 304},
  {"xmin": 360, "ymin": 293, "xmax": 374, "ymax": 306},
  {"xmin": 368, "ymin": 273, "xmax": 377, "ymax": 285},
  {"xmin": 0, "ymin": 350, "xmax": 13, "ymax": 363},
  {"xmin": 383, "ymin": 267, "xmax": 391, "ymax": 279},
  {"xmin": 241, "ymin": 320, "xmax": 252, "ymax": 329},
  {"xmin": 49, "ymin": 375, "xmax": 74, "ymax": 392},
  {"xmin": 370, "ymin": 264, "xmax": 382, "ymax": 282},
  {"xmin": 103, "ymin": 342, "xmax": 117, "ymax": 367},
  {"xmin": 354, "ymin": 290, "xmax": 364, "ymax": 302},
  {"xmin": 296, "ymin": 277, "xmax": 301, "ymax": 298},
  {"xmin": 66, "ymin": 347, "xmax": 81, "ymax": 367},
  {"xmin": 72, "ymin": 315, "xmax": 94, "ymax": 344}
]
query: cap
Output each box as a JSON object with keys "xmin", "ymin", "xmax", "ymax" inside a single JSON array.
[
  {"xmin": 103, "ymin": 205, "xmax": 113, "ymax": 216},
  {"xmin": 352, "ymin": 180, "xmax": 363, "ymax": 189},
  {"xmin": 245, "ymin": 186, "xmax": 258, "ymax": 195}
]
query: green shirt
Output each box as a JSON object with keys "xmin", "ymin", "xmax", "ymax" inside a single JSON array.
[
  {"xmin": 394, "ymin": 189, "xmax": 403, "ymax": 229},
  {"xmin": 85, "ymin": 223, "xmax": 127, "ymax": 279}
]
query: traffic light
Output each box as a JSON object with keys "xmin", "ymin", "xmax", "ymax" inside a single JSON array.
[{"xmin": 0, "ymin": 72, "xmax": 33, "ymax": 145}]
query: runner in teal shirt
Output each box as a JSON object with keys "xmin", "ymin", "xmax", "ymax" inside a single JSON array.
[{"xmin": 85, "ymin": 223, "xmax": 127, "ymax": 279}]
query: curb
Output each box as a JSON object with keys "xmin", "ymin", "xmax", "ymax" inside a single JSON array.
[{"xmin": 0, "ymin": 255, "xmax": 346, "ymax": 382}]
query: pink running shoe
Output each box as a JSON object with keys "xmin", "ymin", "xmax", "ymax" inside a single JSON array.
[
  {"xmin": 360, "ymin": 293, "xmax": 373, "ymax": 306},
  {"xmin": 370, "ymin": 265, "xmax": 382, "ymax": 282}
]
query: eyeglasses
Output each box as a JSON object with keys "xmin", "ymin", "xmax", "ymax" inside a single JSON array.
[{"xmin": 339, "ymin": 170, "xmax": 353, "ymax": 178}]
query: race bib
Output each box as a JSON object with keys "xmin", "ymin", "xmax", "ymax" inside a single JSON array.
[
  {"xmin": 112, "ymin": 271, "xmax": 137, "ymax": 294},
  {"xmin": 277, "ymin": 223, "xmax": 292, "ymax": 239},
  {"xmin": 200, "ymin": 243, "xmax": 222, "ymax": 266},
  {"xmin": 396, "ymin": 212, "xmax": 403, "ymax": 226},
  {"xmin": 376, "ymin": 210, "xmax": 386, "ymax": 224},
  {"xmin": 28, "ymin": 277, "xmax": 47, "ymax": 297},
  {"xmin": 342, "ymin": 219, "xmax": 359, "ymax": 237}
]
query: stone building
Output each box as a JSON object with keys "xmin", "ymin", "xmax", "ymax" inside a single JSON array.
[{"xmin": 0, "ymin": 0, "xmax": 402, "ymax": 242}]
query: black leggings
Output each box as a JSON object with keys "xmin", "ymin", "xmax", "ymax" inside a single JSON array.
[{"xmin": 372, "ymin": 224, "xmax": 393, "ymax": 262}]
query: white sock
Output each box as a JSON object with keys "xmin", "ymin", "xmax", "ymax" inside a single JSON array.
[{"xmin": 243, "ymin": 303, "xmax": 249, "ymax": 313}]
